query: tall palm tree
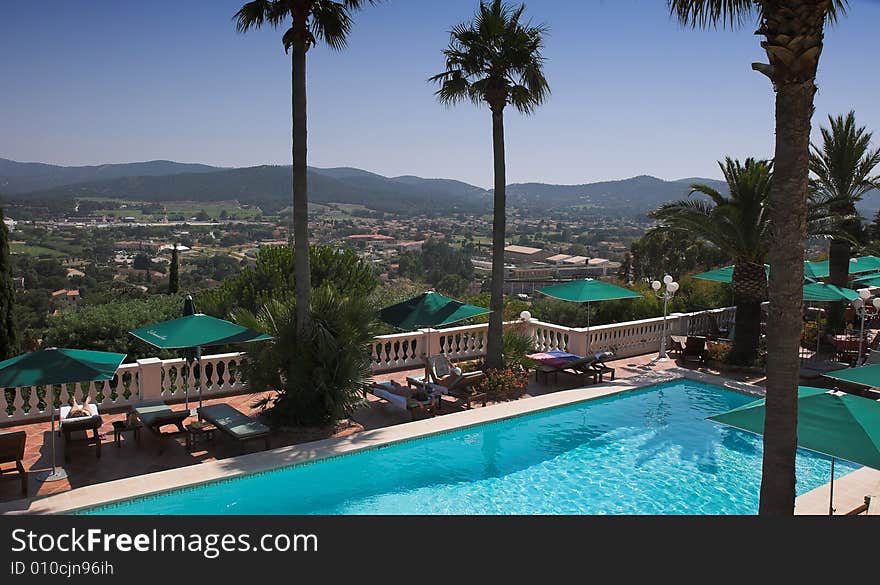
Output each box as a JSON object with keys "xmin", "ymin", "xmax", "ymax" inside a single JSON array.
[
  {"xmin": 234, "ymin": 0, "xmax": 378, "ymax": 341},
  {"xmin": 668, "ymin": 0, "xmax": 848, "ymax": 515},
  {"xmin": 430, "ymin": 0, "xmax": 549, "ymax": 369},
  {"xmin": 652, "ymin": 158, "xmax": 772, "ymax": 365},
  {"xmin": 810, "ymin": 111, "xmax": 880, "ymax": 331}
]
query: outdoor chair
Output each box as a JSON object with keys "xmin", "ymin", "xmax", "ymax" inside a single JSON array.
[
  {"xmin": 0, "ymin": 430, "xmax": 27, "ymax": 497},
  {"xmin": 367, "ymin": 380, "xmax": 441, "ymax": 419},
  {"xmin": 133, "ymin": 402, "xmax": 190, "ymax": 455},
  {"xmin": 59, "ymin": 402, "xmax": 103, "ymax": 461},
  {"xmin": 534, "ymin": 351, "xmax": 615, "ymax": 385},
  {"xmin": 669, "ymin": 336, "xmax": 687, "ymax": 358},
  {"xmin": 680, "ymin": 336, "xmax": 708, "ymax": 364},
  {"xmin": 197, "ymin": 403, "xmax": 271, "ymax": 453},
  {"xmin": 408, "ymin": 355, "xmax": 487, "ymax": 409}
]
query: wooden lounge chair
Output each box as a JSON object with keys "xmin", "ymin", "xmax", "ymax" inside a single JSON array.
[
  {"xmin": 0, "ymin": 430, "xmax": 27, "ymax": 497},
  {"xmin": 198, "ymin": 403, "xmax": 271, "ymax": 453},
  {"xmin": 408, "ymin": 355, "xmax": 488, "ymax": 410},
  {"xmin": 680, "ymin": 336, "xmax": 708, "ymax": 364},
  {"xmin": 59, "ymin": 403, "xmax": 103, "ymax": 461},
  {"xmin": 366, "ymin": 381, "xmax": 439, "ymax": 419},
  {"xmin": 133, "ymin": 402, "xmax": 190, "ymax": 454},
  {"xmin": 535, "ymin": 351, "xmax": 614, "ymax": 385}
]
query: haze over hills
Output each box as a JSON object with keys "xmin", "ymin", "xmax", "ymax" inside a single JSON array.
[{"xmin": 4, "ymin": 157, "xmax": 876, "ymax": 217}]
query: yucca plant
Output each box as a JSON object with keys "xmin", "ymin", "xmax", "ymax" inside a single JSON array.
[{"xmin": 233, "ymin": 287, "xmax": 379, "ymax": 426}]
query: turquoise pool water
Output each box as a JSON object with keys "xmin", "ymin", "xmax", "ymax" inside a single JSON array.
[{"xmin": 84, "ymin": 380, "xmax": 857, "ymax": 515}]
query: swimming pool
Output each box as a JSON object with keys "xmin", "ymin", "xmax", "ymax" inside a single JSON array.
[{"xmin": 84, "ymin": 380, "xmax": 857, "ymax": 515}]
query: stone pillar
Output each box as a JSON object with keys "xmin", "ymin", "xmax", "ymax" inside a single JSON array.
[
  {"xmin": 136, "ymin": 357, "xmax": 164, "ymax": 402},
  {"xmin": 568, "ymin": 328, "xmax": 589, "ymax": 358}
]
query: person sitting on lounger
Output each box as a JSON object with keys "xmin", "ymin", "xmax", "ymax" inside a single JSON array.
[
  {"xmin": 435, "ymin": 366, "xmax": 463, "ymax": 388},
  {"xmin": 66, "ymin": 395, "xmax": 93, "ymax": 419}
]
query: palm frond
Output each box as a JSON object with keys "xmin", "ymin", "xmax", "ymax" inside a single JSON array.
[
  {"xmin": 430, "ymin": 0, "xmax": 549, "ymax": 114},
  {"xmin": 667, "ymin": 0, "xmax": 847, "ymax": 29}
]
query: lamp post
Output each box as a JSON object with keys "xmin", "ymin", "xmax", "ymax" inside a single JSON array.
[
  {"xmin": 652, "ymin": 275, "xmax": 679, "ymax": 361},
  {"xmin": 852, "ymin": 289, "xmax": 880, "ymax": 365}
]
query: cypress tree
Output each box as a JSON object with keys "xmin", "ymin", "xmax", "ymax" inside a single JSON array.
[
  {"xmin": 0, "ymin": 208, "xmax": 19, "ymax": 359},
  {"xmin": 168, "ymin": 244, "xmax": 180, "ymax": 294}
]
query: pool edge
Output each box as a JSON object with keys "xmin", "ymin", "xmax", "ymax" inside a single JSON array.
[{"xmin": 1, "ymin": 369, "xmax": 763, "ymax": 515}]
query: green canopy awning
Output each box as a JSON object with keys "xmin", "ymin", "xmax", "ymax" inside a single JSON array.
[
  {"xmin": 694, "ymin": 265, "xmax": 770, "ymax": 284},
  {"xmin": 695, "ymin": 263, "xmax": 817, "ymax": 285},
  {"xmin": 0, "ymin": 347, "xmax": 127, "ymax": 483},
  {"xmin": 0, "ymin": 348, "xmax": 126, "ymax": 388},
  {"xmin": 823, "ymin": 363, "xmax": 880, "ymax": 388},
  {"xmin": 378, "ymin": 291, "xmax": 490, "ymax": 330},
  {"xmin": 853, "ymin": 273, "xmax": 880, "ymax": 287},
  {"xmin": 708, "ymin": 386, "xmax": 880, "ymax": 469},
  {"xmin": 129, "ymin": 314, "xmax": 272, "ymax": 350},
  {"xmin": 804, "ymin": 255, "xmax": 880, "ymax": 280},
  {"xmin": 802, "ymin": 282, "xmax": 860, "ymax": 302},
  {"xmin": 537, "ymin": 279, "xmax": 642, "ymax": 303}
]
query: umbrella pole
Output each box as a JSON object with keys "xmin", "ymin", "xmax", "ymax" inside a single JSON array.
[
  {"xmin": 198, "ymin": 346, "xmax": 204, "ymax": 414},
  {"xmin": 40, "ymin": 391, "xmax": 68, "ymax": 482},
  {"xmin": 829, "ymin": 456, "xmax": 836, "ymax": 516},
  {"xmin": 586, "ymin": 303, "xmax": 591, "ymax": 354}
]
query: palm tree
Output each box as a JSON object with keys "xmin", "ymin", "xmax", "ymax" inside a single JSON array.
[
  {"xmin": 652, "ymin": 158, "xmax": 772, "ymax": 365},
  {"xmin": 234, "ymin": 0, "xmax": 378, "ymax": 341},
  {"xmin": 430, "ymin": 0, "xmax": 549, "ymax": 369},
  {"xmin": 810, "ymin": 111, "xmax": 880, "ymax": 331},
  {"xmin": 668, "ymin": 0, "xmax": 848, "ymax": 516}
]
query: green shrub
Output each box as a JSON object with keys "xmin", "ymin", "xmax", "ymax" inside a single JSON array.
[
  {"xmin": 502, "ymin": 330, "xmax": 535, "ymax": 370},
  {"xmin": 234, "ymin": 287, "xmax": 379, "ymax": 427}
]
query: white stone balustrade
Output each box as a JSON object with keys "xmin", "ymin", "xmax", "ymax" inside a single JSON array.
[{"xmin": 0, "ymin": 308, "xmax": 735, "ymax": 425}]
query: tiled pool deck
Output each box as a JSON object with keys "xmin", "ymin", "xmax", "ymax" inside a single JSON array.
[{"xmin": 3, "ymin": 353, "xmax": 874, "ymax": 515}]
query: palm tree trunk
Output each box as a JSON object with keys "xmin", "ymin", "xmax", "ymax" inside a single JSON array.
[
  {"xmin": 292, "ymin": 26, "xmax": 311, "ymax": 340},
  {"xmin": 761, "ymin": 79, "xmax": 813, "ymax": 515},
  {"xmin": 730, "ymin": 261, "xmax": 767, "ymax": 365},
  {"xmin": 486, "ymin": 107, "xmax": 506, "ymax": 370},
  {"xmin": 826, "ymin": 238, "xmax": 851, "ymax": 333}
]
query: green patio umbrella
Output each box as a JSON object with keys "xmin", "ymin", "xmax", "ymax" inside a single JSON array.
[
  {"xmin": 802, "ymin": 282, "xmax": 859, "ymax": 302},
  {"xmin": 801, "ymin": 282, "xmax": 860, "ymax": 357},
  {"xmin": 0, "ymin": 348, "xmax": 126, "ymax": 482},
  {"xmin": 129, "ymin": 296, "xmax": 272, "ymax": 412},
  {"xmin": 379, "ymin": 292, "xmax": 490, "ymax": 378},
  {"xmin": 853, "ymin": 272, "xmax": 880, "ymax": 287},
  {"xmin": 379, "ymin": 291, "xmax": 490, "ymax": 331},
  {"xmin": 695, "ymin": 263, "xmax": 818, "ymax": 284},
  {"xmin": 803, "ymin": 255, "xmax": 880, "ymax": 280},
  {"xmin": 822, "ymin": 363, "xmax": 880, "ymax": 388},
  {"xmin": 537, "ymin": 279, "xmax": 642, "ymax": 351},
  {"xmin": 694, "ymin": 264, "xmax": 770, "ymax": 284},
  {"xmin": 708, "ymin": 386, "xmax": 880, "ymax": 514}
]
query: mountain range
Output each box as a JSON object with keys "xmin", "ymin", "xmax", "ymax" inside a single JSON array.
[{"xmin": 3, "ymin": 157, "xmax": 876, "ymax": 216}]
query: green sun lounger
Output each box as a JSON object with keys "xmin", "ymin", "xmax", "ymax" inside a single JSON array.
[
  {"xmin": 133, "ymin": 402, "xmax": 190, "ymax": 455},
  {"xmin": 197, "ymin": 403, "xmax": 271, "ymax": 453}
]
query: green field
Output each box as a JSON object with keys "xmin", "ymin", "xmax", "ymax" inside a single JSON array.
[
  {"xmin": 79, "ymin": 198, "xmax": 264, "ymax": 220},
  {"xmin": 11, "ymin": 243, "xmax": 67, "ymax": 257}
]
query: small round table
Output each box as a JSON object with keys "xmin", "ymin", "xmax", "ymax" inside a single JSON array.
[{"xmin": 185, "ymin": 422, "xmax": 215, "ymax": 452}]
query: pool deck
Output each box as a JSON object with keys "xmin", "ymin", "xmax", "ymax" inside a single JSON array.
[
  {"xmin": 1, "ymin": 355, "xmax": 756, "ymax": 515},
  {"xmin": 6, "ymin": 354, "xmax": 862, "ymax": 516}
]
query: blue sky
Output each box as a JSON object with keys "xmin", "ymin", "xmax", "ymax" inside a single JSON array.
[{"xmin": 1, "ymin": 0, "xmax": 878, "ymax": 187}]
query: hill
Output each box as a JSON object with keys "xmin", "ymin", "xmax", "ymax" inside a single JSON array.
[{"xmin": 0, "ymin": 158, "xmax": 220, "ymax": 193}]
